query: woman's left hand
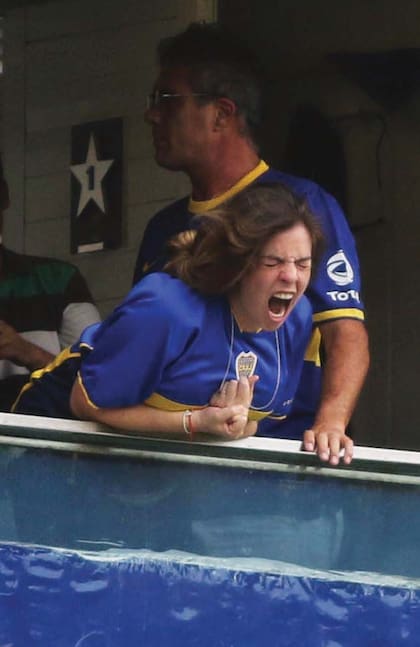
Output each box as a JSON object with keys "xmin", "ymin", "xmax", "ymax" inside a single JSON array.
[{"xmin": 210, "ymin": 375, "xmax": 258, "ymax": 409}]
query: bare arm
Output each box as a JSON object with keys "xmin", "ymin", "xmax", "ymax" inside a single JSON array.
[
  {"xmin": 70, "ymin": 376, "xmax": 257, "ymax": 440},
  {"xmin": 0, "ymin": 320, "xmax": 55, "ymax": 370},
  {"xmin": 303, "ymin": 319, "xmax": 369, "ymax": 465}
]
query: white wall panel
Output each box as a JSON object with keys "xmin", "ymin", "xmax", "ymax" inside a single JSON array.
[
  {"xmin": 26, "ymin": 69, "xmax": 149, "ymax": 133},
  {"xmin": 74, "ymin": 247, "xmax": 139, "ymax": 301},
  {"xmin": 3, "ymin": 0, "xmax": 212, "ymax": 313},
  {"xmin": 3, "ymin": 8, "xmax": 25, "ymax": 251},
  {"xmin": 25, "ymin": 0, "xmax": 179, "ymax": 41},
  {"xmin": 25, "ymin": 24, "xmax": 163, "ymax": 89},
  {"xmin": 25, "ymin": 127, "xmax": 70, "ymax": 176},
  {"xmin": 125, "ymin": 115, "xmax": 154, "ymax": 160},
  {"xmin": 25, "ymin": 171, "xmax": 69, "ymax": 223},
  {"xmin": 127, "ymin": 158, "xmax": 190, "ymax": 206},
  {"xmin": 24, "ymin": 217, "xmax": 69, "ymax": 256}
]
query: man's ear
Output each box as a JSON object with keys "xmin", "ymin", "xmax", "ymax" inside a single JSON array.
[
  {"xmin": 0, "ymin": 179, "xmax": 10, "ymax": 211},
  {"xmin": 214, "ymin": 97, "xmax": 237, "ymax": 130}
]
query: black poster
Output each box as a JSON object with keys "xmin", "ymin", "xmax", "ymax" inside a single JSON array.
[{"xmin": 70, "ymin": 118, "xmax": 123, "ymax": 253}]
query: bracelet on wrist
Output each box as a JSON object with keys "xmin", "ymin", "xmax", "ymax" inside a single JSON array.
[{"xmin": 182, "ymin": 410, "xmax": 195, "ymax": 439}]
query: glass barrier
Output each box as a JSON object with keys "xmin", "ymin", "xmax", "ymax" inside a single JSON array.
[{"xmin": 1, "ymin": 412, "xmax": 420, "ymax": 646}]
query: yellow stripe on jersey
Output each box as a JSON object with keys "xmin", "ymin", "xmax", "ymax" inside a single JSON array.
[
  {"xmin": 11, "ymin": 346, "xmax": 80, "ymax": 411},
  {"xmin": 304, "ymin": 309, "xmax": 365, "ymax": 368},
  {"xmin": 30, "ymin": 346, "xmax": 80, "ymax": 381},
  {"xmin": 77, "ymin": 372, "xmax": 99, "ymax": 410},
  {"xmin": 248, "ymin": 409, "xmax": 271, "ymax": 421},
  {"xmin": 144, "ymin": 392, "xmax": 203, "ymax": 411},
  {"xmin": 304, "ymin": 328, "xmax": 322, "ymax": 367},
  {"xmin": 313, "ymin": 308, "xmax": 365, "ymax": 324},
  {"xmin": 189, "ymin": 160, "xmax": 269, "ymax": 214},
  {"xmin": 145, "ymin": 391, "xmax": 271, "ymax": 421}
]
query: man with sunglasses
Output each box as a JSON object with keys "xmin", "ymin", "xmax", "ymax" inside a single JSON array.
[{"xmin": 132, "ymin": 22, "xmax": 369, "ymax": 466}]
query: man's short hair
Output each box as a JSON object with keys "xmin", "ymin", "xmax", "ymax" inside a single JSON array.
[{"xmin": 158, "ymin": 22, "xmax": 264, "ymax": 146}]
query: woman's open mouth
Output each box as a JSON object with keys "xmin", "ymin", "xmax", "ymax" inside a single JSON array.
[{"xmin": 268, "ymin": 292, "xmax": 294, "ymax": 318}]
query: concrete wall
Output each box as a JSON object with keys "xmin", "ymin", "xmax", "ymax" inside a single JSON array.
[
  {"xmin": 220, "ymin": 0, "xmax": 420, "ymax": 450},
  {"xmin": 2, "ymin": 0, "xmax": 216, "ymax": 314}
]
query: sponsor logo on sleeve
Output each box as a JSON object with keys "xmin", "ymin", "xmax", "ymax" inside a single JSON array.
[
  {"xmin": 326, "ymin": 250, "xmax": 360, "ymax": 302},
  {"xmin": 326, "ymin": 289, "xmax": 360, "ymax": 302},
  {"xmin": 327, "ymin": 250, "xmax": 354, "ymax": 286}
]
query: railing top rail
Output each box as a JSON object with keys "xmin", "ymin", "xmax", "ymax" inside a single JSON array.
[{"xmin": 1, "ymin": 412, "xmax": 419, "ymax": 481}]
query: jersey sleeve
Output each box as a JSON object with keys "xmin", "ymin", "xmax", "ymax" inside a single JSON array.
[
  {"xmin": 79, "ymin": 275, "xmax": 190, "ymax": 409},
  {"xmin": 304, "ymin": 185, "xmax": 365, "ymax": 324}
]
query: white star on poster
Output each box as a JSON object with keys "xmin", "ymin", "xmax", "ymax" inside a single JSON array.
[{"xmin": 70, "ymin": 134, "xmax": 114, "ymax": 216}]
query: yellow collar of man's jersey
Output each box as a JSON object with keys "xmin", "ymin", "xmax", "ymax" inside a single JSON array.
[{"xmin": 188, "ymin": 160, "xmax": 269, "ymax": 214}]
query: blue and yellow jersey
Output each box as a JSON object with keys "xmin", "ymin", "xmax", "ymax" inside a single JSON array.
[
  {"xmin": 132, "ymin": 161, "xmax": 365, "ymax": 435},
  {"xmin": 14, "ymin": 273, "xmax": 313, "ymax": 438}
]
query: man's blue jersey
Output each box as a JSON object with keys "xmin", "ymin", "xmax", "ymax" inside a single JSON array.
[
  {"xmin": 14, "ymin": 273, "xmax": 312, "ymax": 438},
  {"xmin": 132, "ymin": 161, "xmax": 365, "ymax": 435}
]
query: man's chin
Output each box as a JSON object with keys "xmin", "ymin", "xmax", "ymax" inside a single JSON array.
[
  {"xmin": 154, "ymin": 152, "xmax": 184, "ymax": 172},
  {"xmin": 155, "ymin": 155, "xmax": 183, "ymax": 171}
]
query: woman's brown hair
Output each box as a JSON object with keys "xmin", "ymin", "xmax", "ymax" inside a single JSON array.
[{"xmin": 165, "ymin": 182, "xmax": 324, "ymax": 295}]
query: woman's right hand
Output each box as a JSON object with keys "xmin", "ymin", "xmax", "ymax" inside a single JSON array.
[{"xmin": 193, "ymin": 376, "xmax": 259, "ymax": 439}]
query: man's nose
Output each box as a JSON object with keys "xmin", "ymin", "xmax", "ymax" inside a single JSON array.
[{"xmin": 144, "ymin": 104, "xmax": 159, "ymax": 125}]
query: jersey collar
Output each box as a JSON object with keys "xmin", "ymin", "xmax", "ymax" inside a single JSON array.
[{"xmin": 189, "ymin": 160, "xmax": 269, "ymax": 214}]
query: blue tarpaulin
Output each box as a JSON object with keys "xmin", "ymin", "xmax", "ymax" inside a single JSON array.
[
  {"xmin": 1, "ymin": 421, "xmax": 420, "ymax": 646},
  {"xmin": 1, "ymin": 543, "xmax": 420, "ymax": 647}
]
